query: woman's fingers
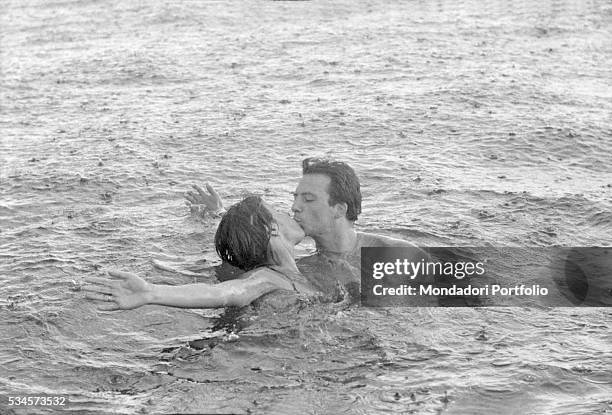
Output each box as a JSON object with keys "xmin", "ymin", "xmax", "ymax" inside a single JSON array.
[
  {"xmin": 188, "ymin": 191, "xmax": 202, "ymax": 201},
  {"xmin": 84, "ymin": 276, "xmax": 113, "ymax": 286},
  {"xmin": 107, "ymin": 270, "xmax": 135, "ymax": 279},
  {"xmin": 205, "ymin": 183, "xmax": 220, "ymax": 200},
  {"xmin": 82, "ymin": 284, "xmax": 113, "ymax": 295},
  {"xmin": 85, "ymin": 292, "xmax": 114, "ymax": 302},
  {"xmin": 193, "ymin": 184, "xmax": 210, "ymax": 200},
  {"xmin": 185, "ymin": 193, "xmax": 197, "ymax": 204}
]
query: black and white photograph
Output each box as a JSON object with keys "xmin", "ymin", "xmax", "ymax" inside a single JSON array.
[{"xmin": 1, "ymin": 0, "xmax": 611, "ymax": 414}]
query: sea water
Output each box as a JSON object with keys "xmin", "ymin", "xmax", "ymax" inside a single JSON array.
[{"xmin": 1, "ymin": 0, "xmax": 611, "ymax": 413}]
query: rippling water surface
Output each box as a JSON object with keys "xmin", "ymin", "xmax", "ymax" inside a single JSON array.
[{"xmin": 1, "ymin": 0, "xmax": 611, "ymax": 413}]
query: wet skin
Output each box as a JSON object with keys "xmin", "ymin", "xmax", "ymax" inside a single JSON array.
[
  {"xmin": 291, "ymin": 174, "xmax": 338, "ymax": 239},
  {"xmin": 262, "ymin": 201, "xmax": 305, "ymax": 246}
]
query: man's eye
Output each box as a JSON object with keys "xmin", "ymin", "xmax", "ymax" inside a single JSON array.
[{"xmin": 305, "ymin": 198, "xmax": 315, "ymax": 202}]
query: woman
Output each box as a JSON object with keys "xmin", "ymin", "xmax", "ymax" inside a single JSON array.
[{"xmin": 84, "ymin": 195, "xmax": 317, "ymax": 311}]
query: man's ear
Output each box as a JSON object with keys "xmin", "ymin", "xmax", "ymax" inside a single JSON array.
[{"xmin": 333, "ymin": 202, "xmax": 348, "ymax": 219}]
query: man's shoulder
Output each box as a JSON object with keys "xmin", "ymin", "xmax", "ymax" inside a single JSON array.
[
  {"xmin": 356, "ymin": 232, "xmax": 419, "ymax": 248},
  {"xmin": 355, "ymin": 232, "xmax": 430, "ymax": 259}
]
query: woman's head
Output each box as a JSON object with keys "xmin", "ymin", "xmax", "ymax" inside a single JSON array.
[{"xmin": 214, "ymin": 196, "xmax": 304, "ymax": 271}]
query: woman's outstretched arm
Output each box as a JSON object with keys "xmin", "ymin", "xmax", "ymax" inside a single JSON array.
[{"xmin": 83, "ymin": 269, "xmax": 292, "ymax": 311}]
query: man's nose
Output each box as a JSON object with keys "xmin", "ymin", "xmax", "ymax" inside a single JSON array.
[{"xmin": 291, "ymin": 199, "xmax": 301, "ymax": 213}]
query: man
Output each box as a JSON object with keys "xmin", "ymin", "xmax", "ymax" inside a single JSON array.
[
  {"xmin": 187, "ymin": 158, "xmax": 417, "ymax": 253},
  {"xmin": 292, "ymin": 157, "xmax": 418, "ymax": 254},
  {"xmin": 186, "ymin": 157, "xmax": 427, "ymax": 296}
]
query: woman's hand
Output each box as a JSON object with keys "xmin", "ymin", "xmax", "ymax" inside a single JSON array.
[
  {"xmin": 83, "ymin": 270, "xmax": 153, "ymax": 311},
  {"xmin": 184, "ymin": 183, "xmax": 224, "ymax": 217}
]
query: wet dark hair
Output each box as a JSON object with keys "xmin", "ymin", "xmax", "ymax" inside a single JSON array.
[
  {"xmin": 215, "ymin": 196, "xmax": 273, "ymax": 271},
  {"xmin": 302, "ymin": 157, "xmax": 362, "ymax": 221}
]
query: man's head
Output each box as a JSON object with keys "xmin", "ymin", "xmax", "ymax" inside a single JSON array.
[
  {"xmin": 291, "ymin": 157, "xmax": 362, "ymax": 237},
  {"xmin": 215, "ymin": 196, "xmax": 304, "ymax": 271}
]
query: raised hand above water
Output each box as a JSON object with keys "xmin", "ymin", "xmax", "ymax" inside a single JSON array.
[{"xmin": 184, "ymin": 183, "xmax": 225, "ymax": 217}]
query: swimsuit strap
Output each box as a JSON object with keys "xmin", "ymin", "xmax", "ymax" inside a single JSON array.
[{"xmin": 268, "ymin": 266, "xmax": 302, "ymax": 293}]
